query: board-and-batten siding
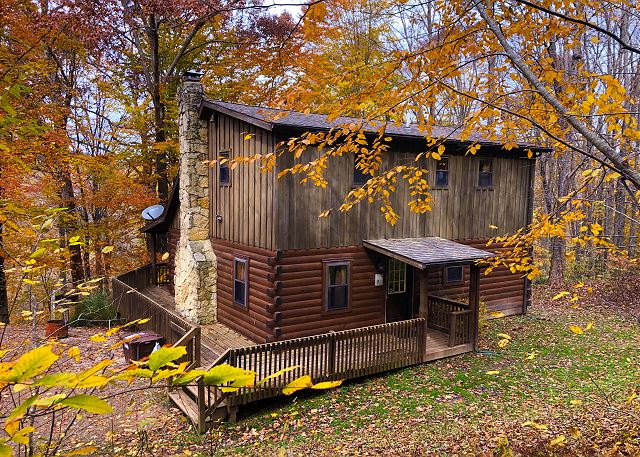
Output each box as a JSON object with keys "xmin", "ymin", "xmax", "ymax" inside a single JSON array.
[
  {"xmin": 275, "ymin": 140, "xmax": 534, "ymax": 250},
  {"xmin": 209, "ymin": 113, "xmax": 276, "ymax": 250}
]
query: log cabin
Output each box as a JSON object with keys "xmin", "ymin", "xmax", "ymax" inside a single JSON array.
[
  {"xmin": 116, "ymin": 72, "xmax": 548, "ymax": 426},
  {"xmin": 140, "ymin": 72, "xmax": 546, "ymax": 345}
]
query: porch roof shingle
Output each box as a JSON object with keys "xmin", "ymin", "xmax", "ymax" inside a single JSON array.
[{"xmin": 363, "ymin": 237, "xmax": 492, "ymax": 270}]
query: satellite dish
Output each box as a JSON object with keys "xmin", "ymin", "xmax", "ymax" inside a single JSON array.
[{"xmin": 142, "ymin": 204, "xmax": 164, "ymax": 221}]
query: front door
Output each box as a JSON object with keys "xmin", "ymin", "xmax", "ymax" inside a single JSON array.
[{"xmin": 385, "ymin": 258, "xmax": 414, "ymax": 322}]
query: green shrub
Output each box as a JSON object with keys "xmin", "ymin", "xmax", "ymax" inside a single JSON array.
[{"xmin": 72, "ymin": 290, "xmax": 117, "ymax": 325}]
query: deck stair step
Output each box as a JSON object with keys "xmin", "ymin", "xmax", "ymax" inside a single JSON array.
[{"xmin": 168, "ymin": 389, "xmax": 228, "ymax": 430}]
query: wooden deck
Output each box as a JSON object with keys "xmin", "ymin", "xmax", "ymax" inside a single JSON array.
[{"xmin": 115, "ymin": 267, "xmax": 475, "ymax": 430}]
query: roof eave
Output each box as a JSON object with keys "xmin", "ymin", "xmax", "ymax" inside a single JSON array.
[{"xmin": 200, "ymin": 100, "xmax": 274, "ymax": 131}]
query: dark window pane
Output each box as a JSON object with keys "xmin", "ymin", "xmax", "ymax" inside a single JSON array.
[
  {"xmin": 435, "ymin": 170, "xmax": 448, "ymax": 187},
  {"xmin": 478, "ymin": 160, "xmax": 493, "ymax": 187},
  {"xmin": 446, "ymin": 266, "xmax": 463, "ymax": 283},
  {"xmin": 354, "ymin": 156, "xmax": 367, "ymax": 186},
  {"xmin": 219, "ymin": 151, "xmax": 230, "ymax": 184},
  {"xmin": 235, "ymin": 259, "xmax": 245, "ymax": 279},
  {"xmin": 327, "ymin": 285, "xmax": 348, "ymax": 309},
  {"xmin": 234, "ymin": 281, "xmax": 246, "ymax": 305},
  {"xmin": 329, "ymin": 265, "xmax": 347, "ymax": 285},
  {"xmin": 220, "ymin": 166, "xmax": 230, "ymax": 184}
]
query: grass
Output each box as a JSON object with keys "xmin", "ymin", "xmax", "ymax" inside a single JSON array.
[{"xmin": 198, "ymin": 288, "xmax": 640, "ymax": 456}]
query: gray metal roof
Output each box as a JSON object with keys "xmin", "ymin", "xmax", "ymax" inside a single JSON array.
[
  {"xmin": 202, "ymin": 100, "xmax": 547, "ymax": 150},
  {"xmin": 363, "ymin": 237, "xmax": 492, "ymax": 269}
]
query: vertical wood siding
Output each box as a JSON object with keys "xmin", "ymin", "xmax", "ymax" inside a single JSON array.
[
  {"xmin": 209, "ymin": 113, "xmax": 276, "ymax": 250},
  {"xmin": 275, "ymin": 139, "xmax": 535, "ymax": 250}
]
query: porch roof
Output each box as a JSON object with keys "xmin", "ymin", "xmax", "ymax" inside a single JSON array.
[{"xmin": 363, "ymin": 237, "xmax": 492, "ymax": 270}]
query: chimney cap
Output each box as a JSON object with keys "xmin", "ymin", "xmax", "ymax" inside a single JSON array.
[{"xmin": 182, "ymin": 70, "xmax": 204, "ymax": 82}]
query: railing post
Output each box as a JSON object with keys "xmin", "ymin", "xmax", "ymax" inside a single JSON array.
[
  {"xmin": 327, "ymin": 331, "xmax": 336, "ymax": 378},
  {"xmin": 448, "ymin": 313, "xmax": 456, "ymax": 347},
  {"xmin": 194, "ymin": 327, "xmax": 201, "ymax": 368},
  {"xmin": 197, "ymin": 379, "xmax": 206, "ymax": 433},
  {"xmin": 418, "ymin": 319, "xmax": 427, "ymax": 362}
]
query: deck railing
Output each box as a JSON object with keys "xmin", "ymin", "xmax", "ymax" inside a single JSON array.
[
  {"xmin": 112, "ymin": 267, "xmax": 200, "ymax": 369},
  {"xmin": 198, "ymin": 318, "xmax": 426, "ymax": 426},
  {"xmin": 427, "ymin": 296, "xmax": 472, "ymax": 347}
]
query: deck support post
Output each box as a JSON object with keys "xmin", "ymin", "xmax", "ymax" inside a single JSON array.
[
  {"xmin": 418, "ymin": 268, "xmax": 429, "ymax": 360},
  {"xmin": 150, "ymin": 234, "xmax": 157, "ymax": 286},
  {"xmin": 469, "ymin": 263, "xmax": 481, "ymax": 350}
]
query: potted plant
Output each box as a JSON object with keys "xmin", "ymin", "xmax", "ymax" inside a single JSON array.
[{"xmin": 45, "ymin": 294, "xmax": 69, "ymax": 339}]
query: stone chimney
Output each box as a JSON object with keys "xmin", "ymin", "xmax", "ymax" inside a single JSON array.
[{"xmin": 173, "ymin": 71, "xmax": 217, "ymax": 324}]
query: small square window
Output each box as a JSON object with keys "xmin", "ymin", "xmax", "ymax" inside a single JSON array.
[
  {"xmin": 325, "ymin": 261, "xmax": 350, "ymax": 310},
  {"xmin": 444, "ymin": 266, "xmax": 464, "ymax": 284},
  {"xmin": 435, "ymin": 157, "xmax": 449, "ymax": 187},
  {"xmin": 233, "ymin": 257, "xmax": 248, "ymax": 306},
  {"xmin": 353, "ymin": 155, "xmax": 367, "ymax": 186},
  {"xmin": 478, "ymin": 159, "xmax": 493, "ymax": 187},
  {"xmin": 219, "ymin": 150, "xmax": 231, "ymax": 185}
]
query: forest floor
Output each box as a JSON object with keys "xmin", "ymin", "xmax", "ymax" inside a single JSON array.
[{"xmin": 3, "ymin": 269, "xmax": 640, "ymax": 456}]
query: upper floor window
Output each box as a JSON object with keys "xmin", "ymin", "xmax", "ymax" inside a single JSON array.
[
  {"xmin": 435, "ymin": 157, "xmax": 449, "ymax": 187},
  {"xmin": 219, "ymin": 150, "xmax": 231, "ymax": 185},
  {"xmin": 478, "ymin": 159, "xmax": 493, "ymax": 188},
  {"xmin": 387, "ymin": 258, "xmax": 407, "ymax": 294},
  {"xmin": 444, "ymin": 265, "xmax": 464, "ymax": 284},
  {"xmin": 233, "ymin": 257, "xmax": 248, "ymax": 306},
  {"xmin": 324, "ymin": 261, "xmax": 350, "ymax": 311},
  {"xmin": 353, "ymin": 155, "xmax": 367, "ymax": 187}
]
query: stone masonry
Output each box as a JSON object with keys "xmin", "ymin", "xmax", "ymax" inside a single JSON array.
[{"xmin": 173, "ymin": 76, "xmax": 217, "ymax": 324}]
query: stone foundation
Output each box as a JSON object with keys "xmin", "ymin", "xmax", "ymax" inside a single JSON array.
[{"xmin": 173, "ymin": 75, "xmax": 217, "ymax": 324}]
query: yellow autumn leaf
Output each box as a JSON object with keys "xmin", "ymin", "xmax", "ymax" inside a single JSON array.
[
  {"xmin": 552, "ymin": 291, "xmax": 570, "ymax": 300},
  {"xmin": 568, "ymin": 427, "xmax": 582, "ymax": 438},
  {"xmin": 585, "ymin": 322, "xmax": 594, "ymax": 331},
  {"xmin": 69, "ymin": 236, "xmax": 80, "ymax": 243},
  {"xmin": 498, "ymin": 339, "xmax": 509, "ymax": 348},
  {"xmin": 89, "ymin": 334, "xmax": 108, "ymax": 343},
  {"xmin": 101, "ymin": 246, "xmax": 114, "ymax": 254},
  {"xmin": 311, "ymin": 380, "xmax": 343, "ymax": 390},
  {"xmin": 525, "ymin": 351, "xmax": 537, "ymax": 360},
  {"xmin": 522, "ymin": 420, "xmax": 548, "ymax": 430},
  {"xmin": 68, "ymin": 347, "xmax": 81, "ymax": 362},
  {"xmin": 486, "ymin": 370, "xmax": 500, "ymax": 375},
  {"xmin": 161, "ymin": 252, "xmax": 170, "ymax": 261},
  {"xmin": 550, "ymin": 435, "xmax": 566, "ymax": 446},
  {"xmin": 569, "ymin": 399, "xmax": 583, "ymax": 406},
  {"xmin": 283, "ymin": 375, "xmax": 313, "ymax": 395},
  {"xmin": 496, "ymin": 333, "xmax": 511, "ymax": 340},
  {"xmin": 569, "ymin": 325, "xmax": 584, "ymax": 335}
]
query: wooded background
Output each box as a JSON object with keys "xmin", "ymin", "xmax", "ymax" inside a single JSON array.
[{"xmin": 1, "ymin": 0, "xmax": 638, "ymax": 321}]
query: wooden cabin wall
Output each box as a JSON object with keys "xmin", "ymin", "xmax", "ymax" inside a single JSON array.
[
  {"xmin": 418, "ymin": 238, "xmax": 526, "ymax": 317},
  {"xmin": 275, "ymin": 140, "xmax": 535, "ymax": 250},
  {"xmin": 209, "ymin": 113, "xmax": 276, "ymax": 250},
  {"xmin": 211, "ymin": 239, "xmax": 277, "ymax": 343},
  {"xmin": 166, "ymin": 209, "xmax": 180, "ymax": 293},
  {"xmin": 274, "ymin": 246, "xmax": 385, "ymax": 340}
]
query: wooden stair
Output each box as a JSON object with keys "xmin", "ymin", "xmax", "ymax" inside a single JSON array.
[{"xmin": 168, "ymin": 384, "xmax": 229, "ymax": 431}]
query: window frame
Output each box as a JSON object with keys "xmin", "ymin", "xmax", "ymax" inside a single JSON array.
[
  {"xmin": 478, "ymin": 158, "xmax": 494, "ymax": 188},
  {"xmin": 323, "ymin": 260, "xmax": 351, "ymax": 312},
  {"xmin": 218, "ymin": 149, "xmax": 231, "ymax": 186},
  {"xmin": 387, "ymin": 258, "xmax": 407, "ymax": 294},
  {"xmin": 233, "ymin": 256, "xmax": 248, "ymax": 307},
  {"xmin": 443, "ymin": 265, "xmax": 465, "ymax": 285},
  {"xmin": 434, "ymin": 156, "xmax": 450, "ymax": 188}
]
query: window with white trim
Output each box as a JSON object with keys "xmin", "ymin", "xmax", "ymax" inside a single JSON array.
[
  {"xmin": 325, "ymin": 261, "xmax": 350, "ymax": 310},
  {"xmin": 387, "ymin": 258, "xmax": 407, "ymax": 294},
  {"xmin": 233, "ymin": 257, "xmax": 248, "ymax": 306}
]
